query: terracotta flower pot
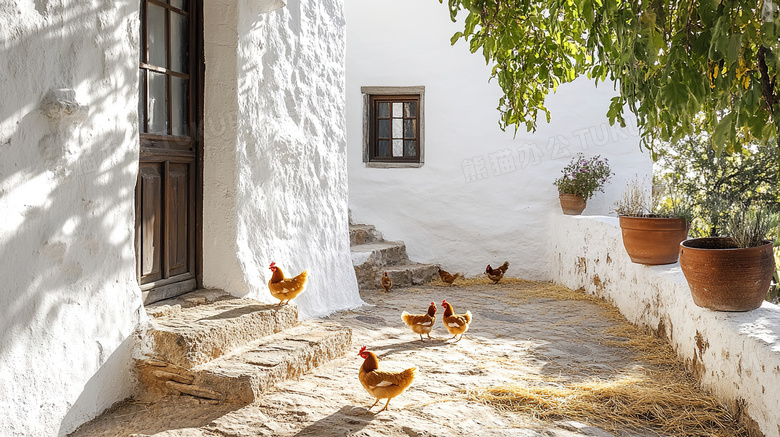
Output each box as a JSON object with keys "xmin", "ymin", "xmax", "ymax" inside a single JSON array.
[
  {"xmin": 680, "ymin": 237, "xmax": 775, "ymax": 311},
  {"xmin": 559, "ymin": 193, "xmax": 586, "ymax": 215},
  {"xmin": 618, "ymin": 216, "xmax": 689, "ymax": 265}
]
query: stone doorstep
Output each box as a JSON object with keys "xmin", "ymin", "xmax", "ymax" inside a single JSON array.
[
  {"xmin": 136, "ymin": 321, "xmax": 352, "ymax": 404},
  {"xmin": 349, "ymin": 224, "xmax": 383, "ymax": 246},
  {"xmin": 145, "ymin": 298, "xmax": 299, "ymax": 369},
  {"xmin": 145, "ymin": 289, "xmax": 235, "ymax": 319}
]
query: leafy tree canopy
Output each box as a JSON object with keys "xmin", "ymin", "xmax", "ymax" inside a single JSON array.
[{"xmin": 443, "ymin": 0, "xmax": 780, "ymax": 158}]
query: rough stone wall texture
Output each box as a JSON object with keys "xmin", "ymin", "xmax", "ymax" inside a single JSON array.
[
  {"xmin": 345, "ymin": 0, "xmax": 652, "ymax": 279},
  {"xmin": 203, "ymin": 0, "xmax": 362, "ymax": 318},
  {"xmin": 549, "ymin": 214, "xmax": 780, "ymax": 437},
  {"xmin": 0, "ymin": 1, "xmax": 143, "ymax": 436}
]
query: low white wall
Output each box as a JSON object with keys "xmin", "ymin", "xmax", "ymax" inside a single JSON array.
[
  {"xmin": 203, "ymin": 0, "xmax": 363, "ymax": 318},
  {"xmin": 0, "ymin": 2, "xmax": 143, "ymax": 436},
  {"xmin": 345, "ymin": 0, "xmax": 652, "ymax": 279},
  {"xmin": 549, "ymin": 214, "xmax": 780, "ymax": 437}
]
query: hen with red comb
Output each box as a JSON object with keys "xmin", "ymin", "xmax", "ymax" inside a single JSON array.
[
  {"xmin": 401, "ymin": 302, "xmax": 437, "ymax": 341},
  {"xmin": 267, "ymin": 262, "xmax": 308, "ymax": 305},
  {"xmin": 357, "ymin": 346, "xmax": 417, "ymax": 412}
]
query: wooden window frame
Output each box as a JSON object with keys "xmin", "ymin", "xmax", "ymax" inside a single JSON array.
[{"xmin": 362, "ymin": 86, "xmax": 425, "ymax": 168}]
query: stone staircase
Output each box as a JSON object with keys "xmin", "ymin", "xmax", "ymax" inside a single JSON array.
[
  {"xmin": 134, "ymin": 289, "xmax": 351, "ymax": 404},
  {"xmin": 350, "ymin": 223, "xmax": 438, "ymax": 290}
]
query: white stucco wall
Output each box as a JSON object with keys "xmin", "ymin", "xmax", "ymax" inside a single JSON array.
[
  {"xmin": 345, "ymin": 0, "xmax": 652, "ymax": 279},
  {"xmin": 203, "ymin": 0, "xmax": 362, "ymax": 318},
  {"xmin": 1, "ymin": 0, "xmax": 360, "ymax": 434},
  {"xmin": 0, "ymin": 2, "xmax": 143, "ymax": 436},
  {"xmin": 549, "ymin": 215, "xmax": 780, "ymax": 436}
]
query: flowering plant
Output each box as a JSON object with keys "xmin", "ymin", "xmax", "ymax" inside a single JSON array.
[{"xmin": 553, "ymin": 154, "xmax": 613, "ymax": 200}]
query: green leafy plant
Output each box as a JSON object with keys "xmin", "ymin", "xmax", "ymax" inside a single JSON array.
[
  {"xmin": 655, "ymin": 136, "xmax": 778, "ymax": 237},
  {"xmin": 553, "ymin": 154, "xmax": 613, "ymax": 200},
  {"xmin": 442, "ymin": 0, "xmax": 780, "ymax": 161}
]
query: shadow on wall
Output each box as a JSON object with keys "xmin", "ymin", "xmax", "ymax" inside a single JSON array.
[{"xmin": 0, "ymin": 1, "xmax": 144, "ymax": 433}]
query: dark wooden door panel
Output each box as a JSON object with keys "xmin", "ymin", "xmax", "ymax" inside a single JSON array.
[
  {"xmin": 139, "ymin": 163, "xmax": 163, "ymax": 283},
  {"xmin": 166, "ymin": 162, "xmax": 190, "ymax": 277}
]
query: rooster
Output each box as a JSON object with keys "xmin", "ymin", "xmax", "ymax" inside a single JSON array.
[
  {"xmin": 441, "ymin": 299, "xmax": 472, "ymax": 342},
  {"xmin": 267, "ymin": 262, "xmax": 308, "ymax": 305},
  {"xmin": 401, "ymin": 302, "xmax": 437, "ymax": 341},
  {"xmin": 437, "ymin": 267, "xmax": 461, "ymax": 285},
  {"xmin": 485, "ymin": 264, "xmax": 504, "ymax": 284},
  {"xmin": 381, "ymin": 272, "xmax": 392, "ymax": 292},
  {"xmin": 358, "ymin": 346, "xmax": 417, "ymax": 412}
]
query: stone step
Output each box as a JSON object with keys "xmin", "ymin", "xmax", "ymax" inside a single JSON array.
[
  {"xmin": 349, "ymin": 224, "xmax": 383, "ymax": 246},
  {"xmin": 142, "ymin": 294, "xmax": 299, "ymax": 369},
  {"xmin": 136, "ymin": 321, "xmax": 352, "ymax": 403},
  {"xmin": 382, "ymin": 263, "xmax": 440, "ymax": 289},
  {"xmin": 350, "ymin": 241, "xmax": 408, "ymax": 268}
]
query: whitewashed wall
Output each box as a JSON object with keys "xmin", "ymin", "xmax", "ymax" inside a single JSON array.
[
  {"xmin": 203, "ymin": 0, "xmax": 362, "ymax": 319},
  {"xmin": 0, "ymin": 2, "xmax": 143, "ymax": 436},
  {"xmin": 345, "ymin": 0, "xmax": 652, "ymax": 278},
  {"xmin": 0, "ymin": 0, "xmax": 360, "ymax": 435}
]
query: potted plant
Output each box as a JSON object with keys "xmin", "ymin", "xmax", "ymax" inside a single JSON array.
[
  {"xmin": 553, "ymin": 154, "xmax": 613, "ymax": 215},
  {"xmin": 614, "ymin": 178, "xmax": 692, "ymax": 265},
  {"xmin": 680, "ymin": 206, "xmax": 776, "ymax": 311}
]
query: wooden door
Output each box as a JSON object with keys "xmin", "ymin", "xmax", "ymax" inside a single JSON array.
[{"xmin": 136, "ymin": 0, "xmax": 202, "ymax": 303}]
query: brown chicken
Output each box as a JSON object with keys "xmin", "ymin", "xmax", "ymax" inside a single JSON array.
[
  {"xmin": 358, "ymin": 346, "xmax": 417, "ymax": 412},
  {"xmin": 401, "ymin": 302, "xmax": 437, "ymax": 341},
  {"xmin": 381, "ymin": 272, "xmax": 392, "ymax": 292},
  {"xmin": 438, "ymin": 267, "xmax": 461, "ymax": 285},
  {"xmin": 485, "ymin": 264, "xmax": 504, "ymax": 284},
  {"xmin": 268, "ymin": 262, "xmax": 308, "ymax": 305},
  {"xmin": 441, "ymin": 299, "xmax": 472, "ymax": 342}
]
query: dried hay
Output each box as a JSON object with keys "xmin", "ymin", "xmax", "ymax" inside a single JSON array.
[
  {"xmin": 429, "ymin": 275, "xmax": 538, "ymax": 287},
  {"xmin": 469, "ymin": 373, "xmax": 746, "ymax": 436},
  {"xmin": 468, "ymin": 280, "xmax": 748, "ymax": 436}
]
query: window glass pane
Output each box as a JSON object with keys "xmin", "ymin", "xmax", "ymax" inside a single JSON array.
[
  {"xmin": 392, "ymin": 119, "xmax": 403, "ymax": 139},
  {"xmin": 404, "ymin": 119, "xmax": 415, "ymax": 139},
  {"xmin": 392, "ymin": 102, "xmax": 402, "ymax": 117},
  {"xmin": 404, "ymin": 140, "xmax": 416, "ymax": 157},
  {"xmin": 377, "ymin": 102, "xmax": 390, "ymax": 118},
  {"xmin": 171, "ymin": 0, "xmax": 187, "ymax": 9},
  {"xmin": 170, "ymin": 13, "xmax": 188, "ymax": 73},
  {"xmin": 171, "ymin": 76, "xmax": 188, "ymax": 136},
  {"xmin": 392, "ymin": 139, "xmax": 403, "ymax": 157},
  {"xmin": 148, "ymin": 71, "xmax": 168, "ymax": 134},
  {"xmin": 139, "ymin": 70, "xmax": 147, "ymax": 133},
  {"xmin": 404, "ymin": 101, "xmax": 417, "ymax": 117},
  {"xmin": 148, "ymin": 3, "xmax": 167, "ymax": 68},
  {"xmin": 378, "ymin": 119, "xmax": 390, "ymax": 138},
  {"xmin": 377, "ymin": 140, "xmax": 390, "ymax": 157}
]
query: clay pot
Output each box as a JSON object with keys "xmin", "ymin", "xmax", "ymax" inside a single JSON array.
[
  {"xmin": 680, "ymin": 237, "xmax": 775, "ymax": 311},
  {"xmin": 618, "ymin": 216, "xmax": 689, "ymax": 265},
  {"xmin": 559, "ymin": 194, "xmax": 586, "ymax": 215}
]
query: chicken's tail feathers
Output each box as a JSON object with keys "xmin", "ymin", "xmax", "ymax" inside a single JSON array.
[
  {"xmin": 454, "ymin": 273, "xmax": 462, "ymax": 281},
  {"xmin": 290, "ymin": 270, "xmax": 309, "ymax": 290},
  {"xmin": 401, "ymin": 311, "xmax": 411, "ymax": 324},
  {"xmin": 465, "ymin": 310, "xmax": 473, "ymax": 324},
  {"xmin": 499, "ymin": 261, "xmax": 510, "ymax": 272}
]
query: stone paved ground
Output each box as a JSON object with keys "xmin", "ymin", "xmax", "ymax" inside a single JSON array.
[{"xmin": 71, "ymin": 281, "xmax": 720, "ymax": 437}]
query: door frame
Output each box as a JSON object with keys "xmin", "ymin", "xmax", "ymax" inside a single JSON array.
[{"xmin": 135, "ymin": 0, "xmax": 205, "ymax": 304}]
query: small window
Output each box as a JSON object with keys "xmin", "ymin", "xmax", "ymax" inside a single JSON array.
[{"xmin": 362, "ymin": 87, "xmax": 424, "ymax": 167}]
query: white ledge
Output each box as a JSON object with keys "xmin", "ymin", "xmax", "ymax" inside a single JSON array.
[{"xmin": 548, "ymin": 214, "xmax": 780, "ymax": 437}]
